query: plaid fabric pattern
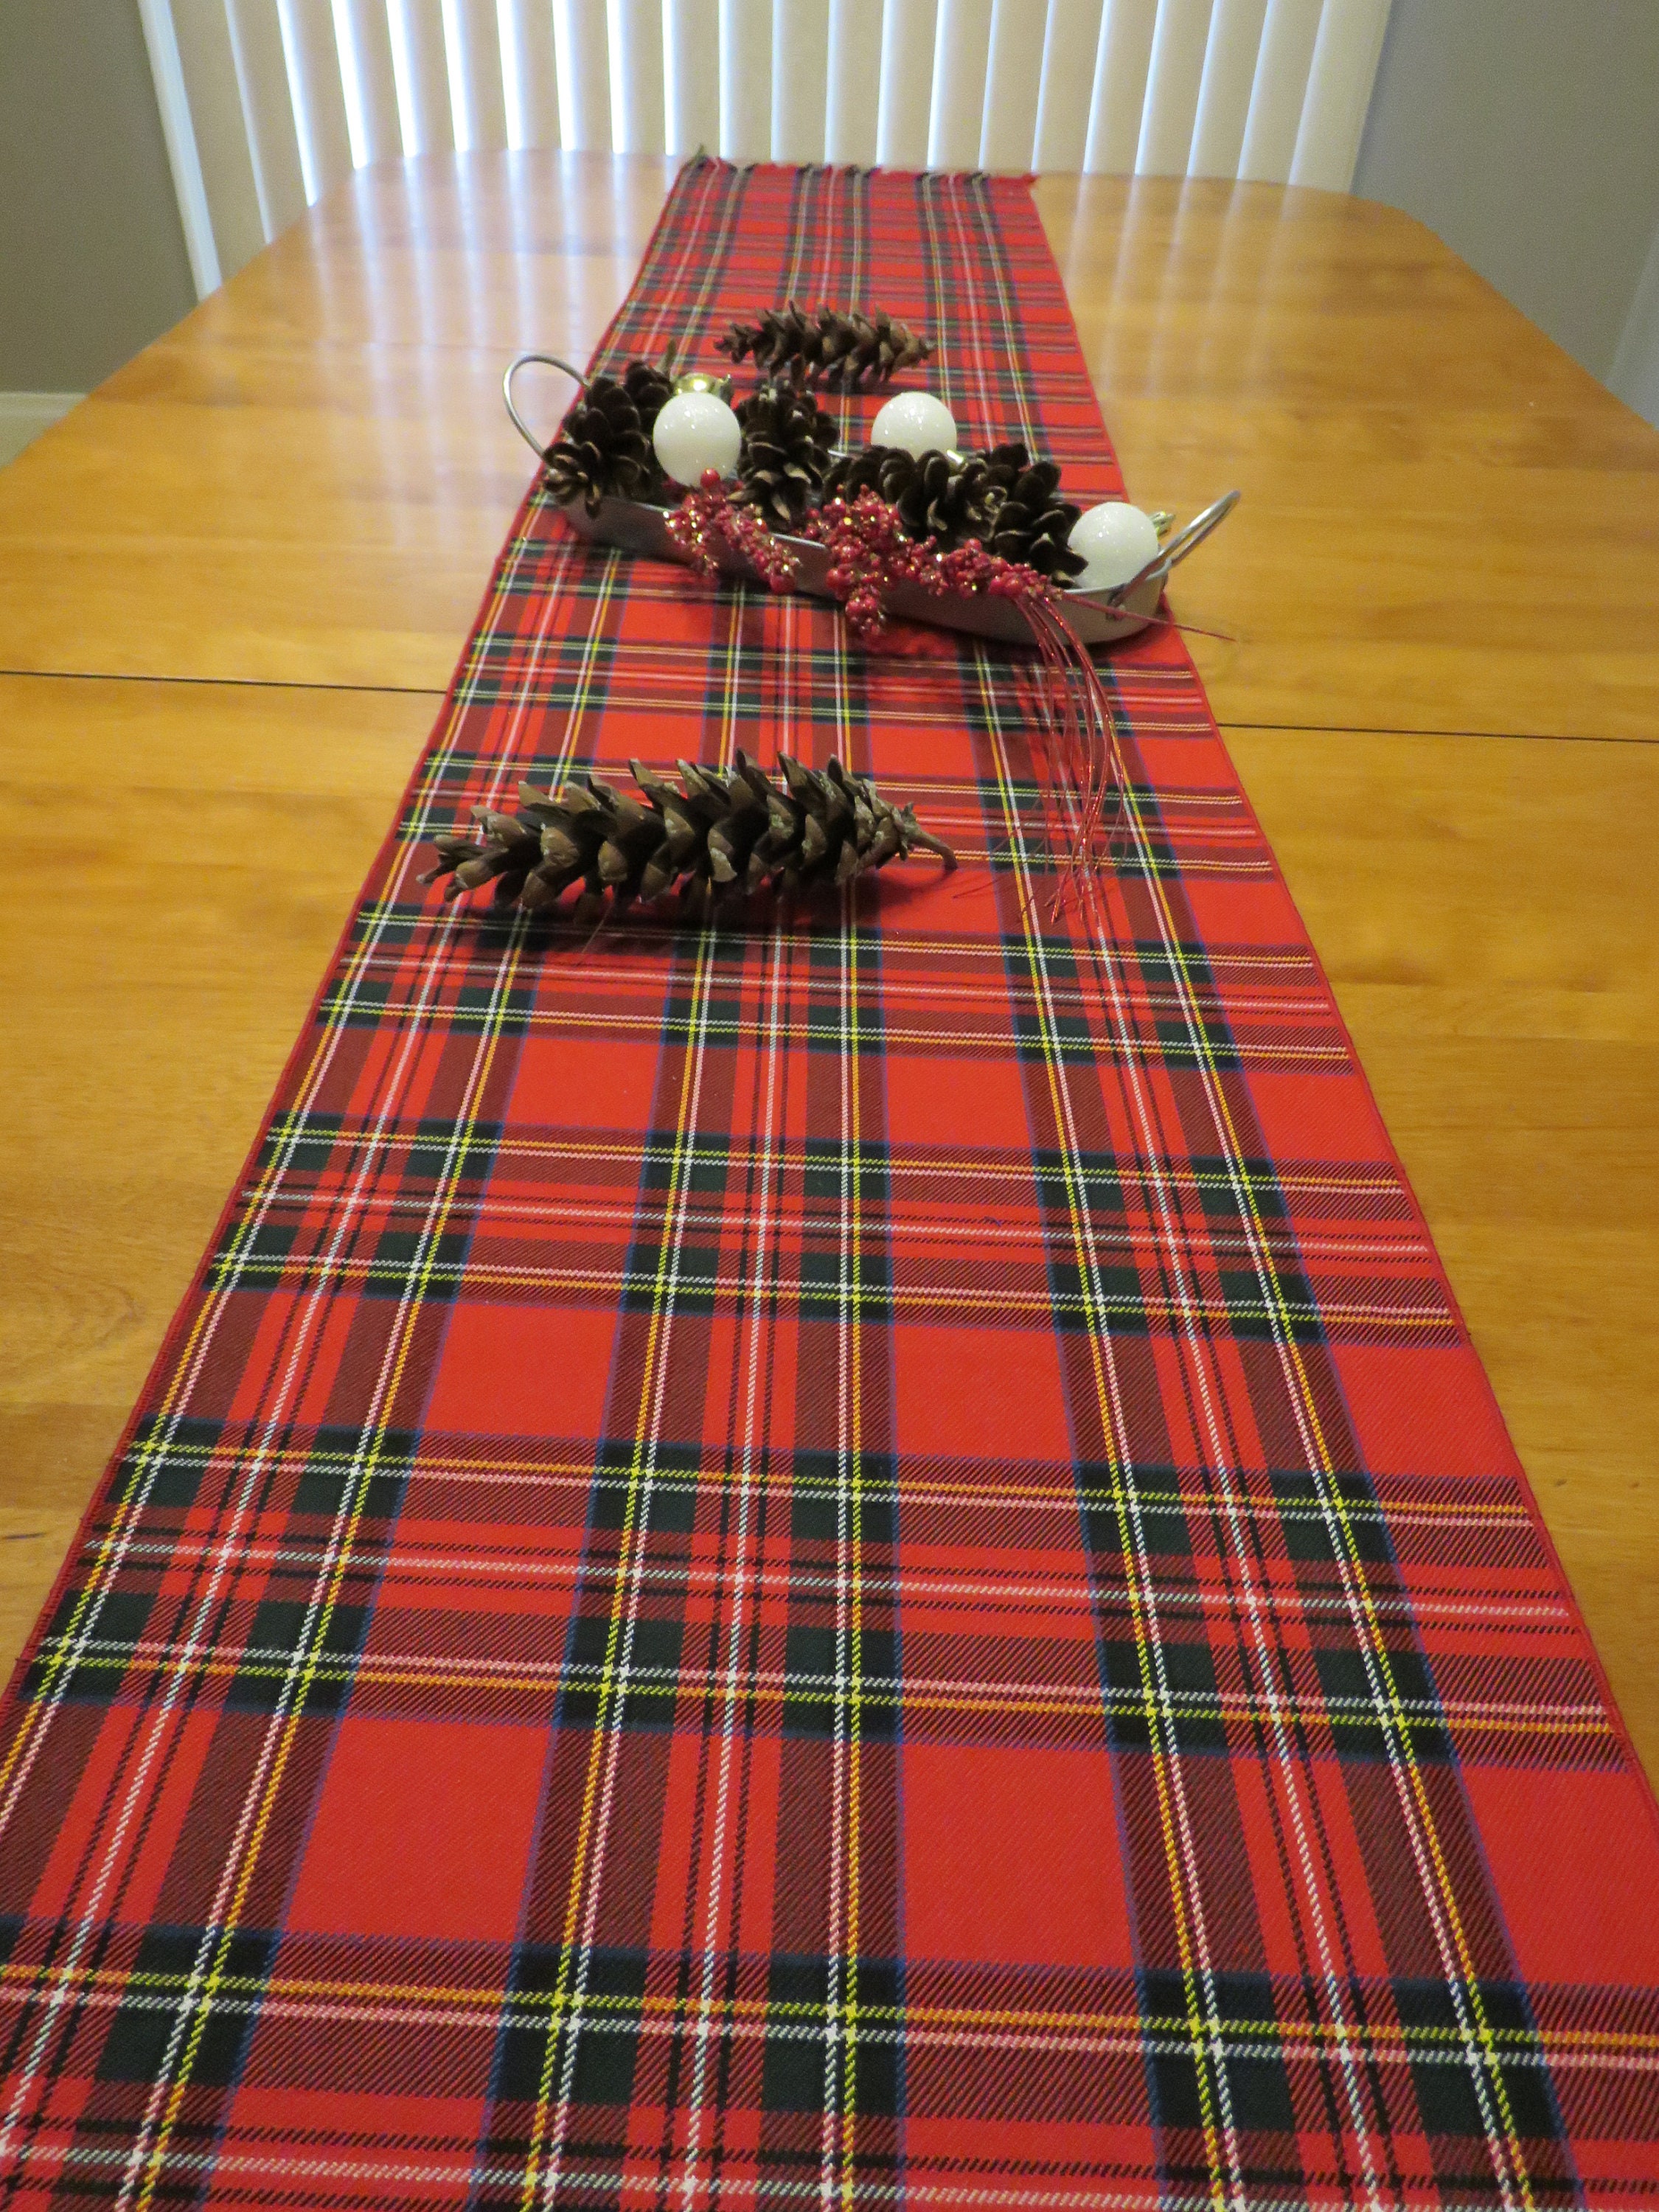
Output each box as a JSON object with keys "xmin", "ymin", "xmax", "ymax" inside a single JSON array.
[{"xmin": 3, "ymin": 161, "xmax": 1658, "ymax": 2211}]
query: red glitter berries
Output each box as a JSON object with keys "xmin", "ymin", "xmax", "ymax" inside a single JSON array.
[
  {"xmin": 806, "ymin": 490, "xmax": 1054, "ymax": 641},
  {"xmin": 665, "ymin": 470, "xmax": 801, "ymax": 592}
]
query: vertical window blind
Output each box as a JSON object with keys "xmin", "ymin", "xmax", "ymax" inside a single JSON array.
[{"xmin": 137, "ymin": 0, "xmax": 1392, "ymax": 297}]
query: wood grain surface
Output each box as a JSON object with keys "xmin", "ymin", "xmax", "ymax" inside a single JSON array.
[
  {"xmin": 1228, "ymin": 726, "xmax": 1659, "ymax": 1778},
  {"xmin": 1037, "ymin": 176, "xmax": 1659, "ymax": 745},
  {"xmin": 1, "ymin": 154, "xmax": 1655, "ymax": 1778},
  {"xmin": 0, "ymin": 675, "xmax": 433, "ymax": 1675}
]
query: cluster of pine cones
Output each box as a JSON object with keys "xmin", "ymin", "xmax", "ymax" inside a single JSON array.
[
  {"xmin": 540, "ymin": 305, "xmax": 1085, "ymax": 579},
  {"xmin": 726, "ymin": 394, "xmax": 1083, "ymax": 579},
  {"xmin": 423, "ymin": 752, "xmax": 956, "ymax": 917},
  {"xmin": 819, "ymin": 439, "xmax": 1083, "ymax": 577}
]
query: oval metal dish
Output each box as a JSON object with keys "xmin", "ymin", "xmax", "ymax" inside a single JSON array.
[{"xmin": 505, "ymin": 350, "xmax": 1238, "ymax": 649}]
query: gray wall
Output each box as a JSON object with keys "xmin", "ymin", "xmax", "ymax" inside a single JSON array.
[
  {"xmin": 0, "ymin": 0, "xmax": 196, "ymax": 392},
  {"xmin": 4, "ymin": 0, "xmax": 1659, "ymax": 414},
  {"xmin": 1354, "ymin": 0, "xmax": 1659, "ymax": 392}
]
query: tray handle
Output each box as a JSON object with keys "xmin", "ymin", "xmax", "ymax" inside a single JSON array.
[{"xmin": 503, "ymin": 352, "xmax": 588, "ymax": 459}]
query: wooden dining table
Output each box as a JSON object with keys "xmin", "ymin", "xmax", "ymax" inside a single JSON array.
[{"xmin": 2, "ymin": 152, "xmax": 1656, "ymax": 1780}]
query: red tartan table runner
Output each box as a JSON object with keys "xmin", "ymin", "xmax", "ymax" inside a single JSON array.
[{"xmin": 4, "ymin": 161, "xmax": 1659, "ymax": 2211}]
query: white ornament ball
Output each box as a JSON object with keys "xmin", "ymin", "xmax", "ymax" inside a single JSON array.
[
  {"xmin": 1068, "ymin": 501, "xmax": 1163, "ymax": 592},
  {"xmin": 870, "ymin": 390, "xmax": 959, "ymax": 459},
  {"xmin": 653, "ymin": 389, "xmax": 742, "ymax": 485}
]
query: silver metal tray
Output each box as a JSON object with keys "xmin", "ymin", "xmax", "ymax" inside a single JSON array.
[
  {"xmin": 507, "ymin": 352, "xmax": 1237, "ymax": 650},
  {"xmin": 554, "ymin": 495, "xmax": 1189, "ymax": 644}
]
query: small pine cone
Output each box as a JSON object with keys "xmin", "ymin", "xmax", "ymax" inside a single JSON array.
[
  {"xmin": 733, "ymin": 382, "xmax": 835, "ymax": 527},
  {"xmin": 892, "ymin": 451, "xmax": 995, "ymax": 550},
  {"xmin": 620, "ymin": 358, "xmax": 674, "ymax": 437},
  {"xmin": 422, "ymin": 752, "xmax": 956, "ymax": 917},
  {"xmin": 717, "ymin": 304, "xmax": 931, "ymax": 389},
  {"xmin": 822, "ymin": 445, "xmax": 919, "ymax": 508},
  {"xmin": 981, "ymin": 441, "xmax": 1031, "ymax": 498},
  {"xmin": 543, "ymin": 373, "xmax": 662, "ymax": 515},
  {"xmin": 981, "ymin": 458, "xmax": 1085, "ymax": 579}
]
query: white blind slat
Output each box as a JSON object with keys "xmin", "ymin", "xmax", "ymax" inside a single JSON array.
[
  {"xmin": 388, "ymin": 0, "xmax": 455, "ymax": 150},
  {"xmin": 825, "ymin": 0, "xmax": 881, "ymax": 164},
  {"xmin": 928, "ymin": 0, "xmax": 992, "ymax": 170},
  {"xmin": 877, "ymin": 0, "xmax": 937, "ymax": 167},
  {"xmin": 225, "ymin": 0, "xmax": 309, "ymax": 231},
  {"xmin": 1188, "ymin": 0, "xmax": 1266, "ymax": 175},
  {"xmin": 720, "ymin": 0, "xmax": 771, "ymax": 161},
  {"xmin": 1083, "ymin": 0, "xmax": 1156, "ymax": 171},
  {"xmin": 501, "ymin": 0, "xmax": 562, "ymax": 145},
  {"xmin": 773, "ymin": 0, "xmax": 828, "ymax": 162},
  {"xmin": 1290, "ymin": 0, "xmax": 1391, "ymax": 189},
  {"xmin": 554, "ymin": 0, "xmax": 611, "ymax": 147},
  {"xmin": 1034, "ymin": 0, "xmax": 1106, "ymax": 173},
  {"xmin": 149, "ymin": 0, "xmax": 1389, "ymax": 313},
  {"xmin": 170, "ymin": 0, "xmax": 267, "ymax": 274},
  {"xmin": 136, "ymin": 0, "xmax": 223, "ymax": 294},
  {"xmin": 278, "ymin": 0, "xmax": 354, "ymax": 201},
  {"xmin": 664, "ymin": 0, "xmax": 719, "ymax": 152},
  {"xmin": 445, "ymin": 0, "xmax": 509, "ymax": 146},
  {"xmin": 609, "ymin": 0, "xmax": 666, "ymax": 151},
  {"xmin": 980, "ymin": 0, "xmax": 1043, "ymax": 170},
  {"xmin": 1136, "ymin": 0, "xmax": 1212, "ymax": 173},
  {"xmin": 334, "ymin": 0, "xmax": 403, "ymax": 161},
  {"xmin": 1141, "ymin": 0, "xmax": 1212, "ymax": 173},
  {"xmin": 1237, "ymin": 0, "xmax": 1320, "ymax": 181}
]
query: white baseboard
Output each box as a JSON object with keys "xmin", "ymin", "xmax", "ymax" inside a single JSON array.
[{"xmin": 0, "ymin": 392, "xmax": 84, "ymax": 467}]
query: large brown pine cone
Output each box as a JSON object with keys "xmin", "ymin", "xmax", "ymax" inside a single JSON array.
[
  {"xmin": 891, "ymin": 450, "xmax": 995, "ymax": 550},
  {"xmin": 733, "ymin": 382, "xmax": 835, "ymax": 526},
  {"xmin": 721, "ymin": 302, "xmax": 815, "ymax": 378},
  {"xmin": 824, "ymin": 446, "xmax": 997, "ymax": 552},
  {"xmin": 717, "ymin": 305, "xmax": 931, "ymax": 388},
  {"xmin": 542, "ymin": 374, "xmax": 662, "ymax": 514},
  {"xmin": 981, "ymin": 457, "xmax": 1085, "ymax": 579},
  {"xmin": 421, "ymin": 752, "xmax": 956, "ymax": 917},
  {"xmin": 822, "ymin": 445, "xmax": 920, "ymax": 507}
]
